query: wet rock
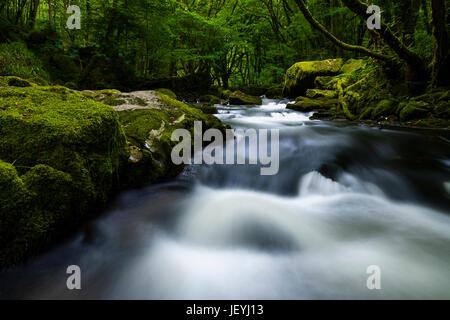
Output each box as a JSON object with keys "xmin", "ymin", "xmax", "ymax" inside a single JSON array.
[{"xmin": 229, "ymin": 90, "xmax": 262, "ymax": 105}]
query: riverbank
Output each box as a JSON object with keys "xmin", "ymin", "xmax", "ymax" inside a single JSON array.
[{"xmin": 0, "ymin": 77, "xmax": 225, "ymax": 268}]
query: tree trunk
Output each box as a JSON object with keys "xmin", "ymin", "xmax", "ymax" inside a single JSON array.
[
  {"xmin": 431, "ymin": 0, "xmax": 449, "ymax": 86},
  {"xmin": 48, "ymin": 0, "xmax": 53, "ymax": 25},
  {"xmin": 341, "ymin": 0, "xmax": 428, "ymax": 79}
]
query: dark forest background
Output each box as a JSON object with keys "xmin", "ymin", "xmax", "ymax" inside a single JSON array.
[{"xmin": 0, "ymin": 0, "xmax": 448, "ymax": 91}]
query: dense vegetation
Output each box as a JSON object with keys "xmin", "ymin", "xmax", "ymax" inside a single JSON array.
[{"xmin": 1, "ymin": 0, "xmax": 447, "ymax": 91}]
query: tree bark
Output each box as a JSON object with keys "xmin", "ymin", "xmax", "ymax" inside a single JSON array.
[{"xmin": 431, "ymin": 0, "xmax": 449, "ymax": 86}]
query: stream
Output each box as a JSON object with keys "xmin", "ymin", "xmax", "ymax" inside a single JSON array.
[{"xmin": 1, "ymin": 98, "xmax": 450, "ymax": 299}]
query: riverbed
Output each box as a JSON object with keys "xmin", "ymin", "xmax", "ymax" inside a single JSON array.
[{"xmin": 1, "ymin": 98, "xmax": 449, "ymax": 299}]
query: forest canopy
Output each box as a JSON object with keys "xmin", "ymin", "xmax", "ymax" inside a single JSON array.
[{"xmin": 0, "ymin": 0, "xmax": 448, "ymax": 90}]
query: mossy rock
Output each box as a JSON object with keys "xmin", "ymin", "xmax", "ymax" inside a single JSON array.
[
  {"xmin": 399, "ymin": 101, "xmax": 430, "ymax": 122},
  {"xmin": 229, "ymin": 90, "xmax": 262, "ymax": 105},
  {"xmin": 287, "ymin": 97, "xmax": 339, "ymax": 112},
  {"xmin": 191, "ymin": 104, "xmax": 218, "ymax": 114},
  {"xmin": 340, "ymin": 59, "xmax": 366, "ymax": 74},
  {"xmin": 306, "ymin": 89, "xmax": 338, "ymax": 99},
  {"xmin": 221, "ymin": 89, "xmax": 232, "ymax": 100},
  {"xmin": 410, "ymin": 90, "xmax": 450, "ymax": 104},
  {"xmin": 199, "ymin": 94, "xmax": 221, "ymax": 105},
  {"xmin": 0, "ymin": 85, "xmax": 128, "ymax": 267},
  {"xmin": 314, "ymin": 76, "xmax": 334, "ymax": 89},
  {"xmin": 155, "ymin": 88, "xmax": 177, "ymax": 100},
  {"xmin": 283, "ymin": 59, "xmax": 344, "ymax": 97},
  {"xmin": 433, "ymin": 101, "xmax": 450, "ymax": 119},
  {"xmin": 118, "ymin": 92, "xmax": 226, "ymax": 186},
  {"xmin": 371, "ymin": 99, "xmax": 398, "ymax": 119}
]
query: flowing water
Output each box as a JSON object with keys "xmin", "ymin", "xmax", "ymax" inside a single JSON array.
[{"xmin": 1, "ymin": 98, "xmax": 450, "ymax": 299}]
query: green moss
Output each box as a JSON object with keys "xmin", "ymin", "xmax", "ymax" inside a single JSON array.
[
  {"xmin": 288, "ymin": 97, "xmax": 339, "ymax": 112},
  {"xmin": 0, "ymin": 85, "xmax": 129, "ymax": 267},
  {"xmin": 340, "ymin": 59, "xmax": 366, "ymax": 74},
  {"xmin": 0, "ymin": 161, "xmax": 28, "ymax": 249},
  {"xmin": 306, "ymin": 89, "xmax": 338, "ymax": 99},
  {"xmin": 155, "ymin": 88, "xmax": 177, "ymax": 99},
  {"xmin": 117, "ymin": 92, "xmax": 225, "ymax": 184},
  {"xmin": 399, "ymin": 101, "xmax": 430, "ymax": 122},
  {"xmin": 199, "ymin": 94, "xmax": 220, "ymax": 105},
  {"xmin": 229, "ymin": 91, "xmax": 262, "ymax": 105},
  {"xmin": 284, "ymin": 59, "xmax": 344, "ymax": 97},
  {"xmin": 371, "ymin": 99, "xmax": 398, "ymax": 119}
]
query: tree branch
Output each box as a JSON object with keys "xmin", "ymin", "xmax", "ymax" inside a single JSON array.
[{"xmin": 293, "ymin": 0, "xmax": 392, "ymax": 61}]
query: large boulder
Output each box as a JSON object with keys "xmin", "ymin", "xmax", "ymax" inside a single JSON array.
[
  {"xmin": 0, "ymin": 83, "xmax": 128, "ymax": 267},
  {"xmin": 283, "ymin": 59, "xmax": 344, "ymax": 97},
  {"xmin": 229, "ymin": 90, "xmax": 262, "ymax": 105},
  {"xmin": 91, "ymin": 90, "xmax": 226, "ymax": 187}
]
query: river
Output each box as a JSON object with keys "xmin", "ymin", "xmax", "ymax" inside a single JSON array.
[{"xmin": 1, "ymin": 98, "xmax": 450, "ymax": 299}]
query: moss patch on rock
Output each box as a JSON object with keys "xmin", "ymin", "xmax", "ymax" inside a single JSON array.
[
  {"xmin": 155, "ymin": 88, "xmax": 177, "ymax": 100},
  {"xmin": 287, "ymin": 96, "xmax": 339, "ymax": 112},
  {"xmin": 229, "ymin": 90, "xmax": 262, "ymax": 105},
  {"xmin": 306, "ymin": 89, "xmax": 338, "ymax": 99},
  {"xmin": 283, "ymin": 59, "xmax": 343, "ymax": 97}
]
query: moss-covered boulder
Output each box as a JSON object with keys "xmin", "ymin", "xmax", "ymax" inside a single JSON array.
[
  {"xmin": 283, "ymin": 59, "xmax": 344, "ymax": 97},
  {"xmin": 229, "ymin": 90, "xmax": 262, "ymax": 105},
  {"xmin": 314, "ymin": 76, "xmax": 335, "ymax": 89},
  {"xmin": 199, "ymin": 94, "xmax": 221, "ymax": 105},
  {"xmin": 287, "ymin": 96, "xmax": 339, "ymax": 112},
  {"xmin": 0, "ymin": 83, "xmax": 129, "ymax": 267},
  {"xmin": 95, "ymin": 90, "xmax": 226, "ymax": 187},
  {"xmin": 306, "ymin": 89, "xmax": 338, "ymax": 99},
  {"xmin": 340, "ymin": 59, "xmax": 366, "ymax": 74},
  {"xmin": 399, "ymin": 101, "xmax": 431, "ymax": 122},
  {"xmin": 155, "ymin": 88, "xmax": 177, "ymax": 100}
]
